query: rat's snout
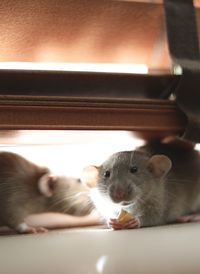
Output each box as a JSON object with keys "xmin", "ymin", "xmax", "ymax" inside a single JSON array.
[{"xmin": 109, "ymin": 184, "xmax": 133, "ymax": 203}]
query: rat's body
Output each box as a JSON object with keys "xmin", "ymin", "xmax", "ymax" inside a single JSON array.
[
  {"xmin": 86, "ymin": 139, "xmax": 200, "ymax": 229},
  {"xmin": 0, "ymin": 151, "xmax": 92, "ymax": 233}
]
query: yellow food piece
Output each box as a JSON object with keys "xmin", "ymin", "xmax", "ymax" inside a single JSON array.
[{"xmin": 117, "ymin": 209, "xmax": 133, "ymax": 224}]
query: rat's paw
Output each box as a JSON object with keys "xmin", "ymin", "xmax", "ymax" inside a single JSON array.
[
  {"xmin": 176, "ymin": 213, "xmax": 200, "ymax": 223},
  {"xmin": 123, "ymin": 217, "xmax": 141, "ymax": 229},
  {"xmin": 16, "ymin": 223, "xmax": 48, "ymax": 234},
  {"xmin": 109, "ymin": 219, "xmax": 123, "ymax": 230},
  {"xmin": 33, "ymin": 227, "xmax": 48, "ymax": 233},
  {"xmin": 109, "ymin": 216, "xmax": 140, "ymax": 230}
]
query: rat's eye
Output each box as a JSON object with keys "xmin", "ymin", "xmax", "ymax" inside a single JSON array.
[
  {"xmin": 103, "ymin": 170, "xmax": 111, "ymax": 178},
  {"xmin": 130, "ymin": 165, "xmax": 138, "ymax": 174}
]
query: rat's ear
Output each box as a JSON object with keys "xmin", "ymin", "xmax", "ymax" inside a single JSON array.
[
  {"xmin": 148, "ymin": 155, "xmax": 172, "ymax": 178},
  {"xmin": 38, "ymin": 173, "xmax": 57, "ymax": 197},
  {"xmin": 81, "ymin": 166, "xmax": 99, "ymax": 188}
]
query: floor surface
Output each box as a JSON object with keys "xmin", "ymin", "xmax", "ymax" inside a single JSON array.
[{"xmin": 0, "ymin": 222, "xmax": 200, "ymax": 274}]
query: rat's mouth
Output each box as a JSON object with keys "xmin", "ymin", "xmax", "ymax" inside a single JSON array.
[{"xmin": 121, "ymin": 201, "xmax": 133, "ymax": 206}]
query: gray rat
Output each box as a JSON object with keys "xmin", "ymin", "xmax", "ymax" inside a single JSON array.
[
  {"xmin": 82, "ymin": 138, "xmax": 200, "ymax": 229},
  {"xmin": 0, "ymin": 151, "xmax": 93, "ymax": 233}
]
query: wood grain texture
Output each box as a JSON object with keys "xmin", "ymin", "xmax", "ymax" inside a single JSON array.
[{"xmin": 0, "ymin": 96, "xmax": 186, "ymax": 134}]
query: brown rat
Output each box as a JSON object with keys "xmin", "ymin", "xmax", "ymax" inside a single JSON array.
[
  {"xmin": 82, "ymin": 138, "xmax": 200, "ymax": 229},
  {"xmin": 0, "ymin": 151, "xmax": 93, "ymax": 233}
]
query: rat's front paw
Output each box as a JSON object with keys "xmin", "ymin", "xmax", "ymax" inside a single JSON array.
[
  {"xmin": 16, "ymin": 222, "xmax": 48, "ymax": 234},
  {"xmin": 109, "ymin": 216, "xmax": 141, "ymax": 230},
  {"xmin": 176, "ymin": 213, "xmax": 200, "ymax": 223}
]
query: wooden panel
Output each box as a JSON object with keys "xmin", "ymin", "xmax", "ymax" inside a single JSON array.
[
  {"xmin": 0, "ymin": 96, "xmax": 186, "ymax": 134},
  {"xmin": 0, "ymin": 70, "xmax": 177, "ymax": 98}
]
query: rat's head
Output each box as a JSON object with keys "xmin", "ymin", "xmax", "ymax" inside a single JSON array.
[
  {"xmin": 82, "ymin": 150, "xmax": 172, "ymax": 206},
  {"xmin": 38, "ymin": 174, "xmax": 92, "ymax": 215}
]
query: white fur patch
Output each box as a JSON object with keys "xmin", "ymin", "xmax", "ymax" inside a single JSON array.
[
  {"xmin": 16, "ymin": 222, "xmax": 29, "ymax": 233},
  {"xmin": 90, "ymin": 188, "xmax": 121, "ymax": 220}
]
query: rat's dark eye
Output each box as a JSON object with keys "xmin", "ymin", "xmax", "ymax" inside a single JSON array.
[
  {"xmin": 130, "ymin": 165, "xmax": 138, "ymax": 174},
  {"xmin": 103, "ymin": 170, "xmax": 111, "ymax": 178}
]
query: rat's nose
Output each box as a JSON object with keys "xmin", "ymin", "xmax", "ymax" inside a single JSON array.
[
  {"xmin": 110, "ymin": 185, "xmax": 127, "ymax": 202},
  {"xmin": 115, "ymin": 189, "xmax": 126, "ymax": 200}
]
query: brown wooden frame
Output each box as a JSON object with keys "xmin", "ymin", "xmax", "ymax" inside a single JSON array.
[{"xmin": 0, "ymin": 96, "xmax": 186, "ymax": 136}]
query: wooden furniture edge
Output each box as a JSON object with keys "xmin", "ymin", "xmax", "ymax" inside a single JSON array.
[{"xmin": 0, "ymin": 96, "xmax": 186, "ymax": 132}]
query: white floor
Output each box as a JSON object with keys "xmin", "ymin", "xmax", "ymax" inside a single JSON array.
[{"xmin": 0, "ymin": 222, "xmax": 200, "ymax": 274}]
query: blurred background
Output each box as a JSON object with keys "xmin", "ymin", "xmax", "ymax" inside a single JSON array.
[{"xmin": 1, "ymin": 0, "xmax": 200, "ymax": 74}]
